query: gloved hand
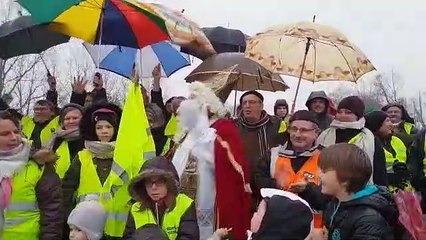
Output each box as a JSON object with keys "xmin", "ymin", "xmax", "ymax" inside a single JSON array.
[{"xmin": 393, "ymin": 161, "xmax": 410, "ymax": 180}]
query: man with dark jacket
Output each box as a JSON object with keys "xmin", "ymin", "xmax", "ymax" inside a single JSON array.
[
  {"xmin": 305, "ymin": 91, "xmax": 334, "ymax": 131},
  {"xmin": 382, "ymin": 103, "xmax": 417, "ymax": 147},
  {"xmin": 236, "ymin": 91, "xmax": 286, "ymax": 190},
  {"xmin": 408, "ymin": 129, "xmax": 426, "ymax": 210}
]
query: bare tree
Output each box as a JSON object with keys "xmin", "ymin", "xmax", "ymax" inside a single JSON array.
[{"xmin": 373, "ymin": 70, "xmax": 404, "ymax": 104}]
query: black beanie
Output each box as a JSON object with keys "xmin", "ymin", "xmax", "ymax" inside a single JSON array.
[
  {"xmin": 289, "ymin": 110, "xmax": 319, "ymax": 127},
  {"xmin": 92, "ymin": 111, "xmax": 118, "ymax": 129},
  {"xmin": 365, "ymin": 111, "xmax": 389, "ymax": 133},
  {"xmin": 338, "ymin": 96, "xmax": 365, "ymax": 118},
  {"xmin": 240, "ymin": 90, "xmax": 264, "ymax": 104},
  {"xmin": 274, "ymin": 99, "xmax": 288, "ymax": 115}
]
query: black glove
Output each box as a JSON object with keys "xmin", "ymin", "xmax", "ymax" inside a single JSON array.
[{"xmin": 393, "ymin": 161, "xmax": 410, "ymax": 180}]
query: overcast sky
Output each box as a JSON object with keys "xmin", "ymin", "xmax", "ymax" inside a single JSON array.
[
  {"xmin": 2, "ymin": 0, "xmax": 425, "ymax": 112},
  {"xmin": 148, "ymin": 0, "xmax": 426, "ymax": 111}
]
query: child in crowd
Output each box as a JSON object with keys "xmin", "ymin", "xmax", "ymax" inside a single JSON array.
[
  {"xmin": 319, "ymin": 143, "xmax": 398, "ymax": 240},
  {"xmin": 67, "ymin": 201, "xmax": 107, "ymax": 240}
]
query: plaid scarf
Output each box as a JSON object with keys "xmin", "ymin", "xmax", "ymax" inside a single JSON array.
[{"xmin": 238, "ymin": 111, "xmax": 271, "ymax": 157}]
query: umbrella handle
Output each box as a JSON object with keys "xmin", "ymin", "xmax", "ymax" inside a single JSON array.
[{"xmin": 291, "ymin": 38, "xmax": 311, "ymax": 114}]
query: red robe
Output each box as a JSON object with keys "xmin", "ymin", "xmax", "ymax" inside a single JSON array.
[{"xmin": 212, "ymin": 119, "xmax": 251, "ymax": 240}]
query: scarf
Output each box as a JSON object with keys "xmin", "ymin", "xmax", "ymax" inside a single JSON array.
[
  {"xmin": 84, "ymin": 141, "xmax": 116, "ymax": 159},
  {"xmin": 44, "ymin": 128, "xmax": 80, "ymax": 150},
  {"xmin": 238, "ymin": 111, "xmax": 271, "ymax": 157},
  {"xmin": 317, "ymin": 118, "xmax": 375, "ymax": 183},
  {"xmin": 0, "ymin": 139, "xmax": 31, "ymax": 208}
]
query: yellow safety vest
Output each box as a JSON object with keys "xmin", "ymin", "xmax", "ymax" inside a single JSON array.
[
  {"xmin": 55, "ymin": 140, "xmax": 71, "ymax": 179},
  {"xmin": 278, "ymin": 120, "xmax": 288, "ymax": 133},
  {"xmin": 164, "ymin": 114, "xmax": 178, "ymax": 137},
  {"xmin": 384, "ymin": 136, "xmax": 407, "ymax": 173},
  {"xmin": 3, "ymin": 160, "xmax": 44, "ymax": 240},
  {"xmin": 22, "ymin": 116, "xmax": 59, "ymax": 146},
  {"xmin": 77, "ymin": 149, "xmax": 134, "ymax": 238},
  {"xmin": 131, "ymin": 194, "xmax": 193, "ymax": 240},
  {"xmin": 404, "ymin": 122, "xmax": 414, "ymax": 134}
]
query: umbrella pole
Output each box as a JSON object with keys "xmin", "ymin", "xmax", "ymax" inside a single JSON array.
[
  {"xmin": 38, "ymin": 54, "xmax": 50, "ymax": 75},
  {"xmin": 291, "ymin": 38, "xmax": 311, "ymax": 114}
]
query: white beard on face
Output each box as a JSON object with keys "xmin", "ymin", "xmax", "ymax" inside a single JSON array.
[{"xmin": 177, "ymin": 100, "xmax": 210, "ymax": 135}]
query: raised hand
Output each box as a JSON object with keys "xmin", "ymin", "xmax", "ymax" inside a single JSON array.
[
  {"xmin": 152, "ymin": 63, "xmax": 161, "ymax": 80},
  {"xmin": 72, "ymin": 76, "xmax": 88, "ymax": 94},
  {"xmin": 47, "ymin": 75, "xmax": 57, "ymax": 90}
]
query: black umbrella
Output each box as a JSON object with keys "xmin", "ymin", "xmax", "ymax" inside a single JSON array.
[
  {"xmin": 202, "ymin": 26, "xmax": 248, "ymax": 53},
  {"xmin": 0, "ymin": 16, "xmax": 70, "ymax": 61}
]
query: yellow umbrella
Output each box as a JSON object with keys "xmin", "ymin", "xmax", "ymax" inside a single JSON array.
[{"xmin": 246, "ymin": 19, "xmax": 375, "ymax": 112}]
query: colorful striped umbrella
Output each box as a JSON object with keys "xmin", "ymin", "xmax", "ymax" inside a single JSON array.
[
  {"xmin": 18, "ymin": 0, "xmax": 170, "ymax": 49},
  {"xmin": 83, "ymin": 41, "xmax": 190, "ymax": 79}
]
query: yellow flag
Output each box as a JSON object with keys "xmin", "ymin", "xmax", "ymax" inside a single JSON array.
[{"xmin": 114, "ymin": 82, "xmax": 156, "ymax": 178}]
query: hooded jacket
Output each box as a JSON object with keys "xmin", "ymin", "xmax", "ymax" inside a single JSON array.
[
  {"xmin": 305, "ymin": 91, "xmax": 334, "ymax": 131},
  {"xmin": 123, "ymin": 157, "xmax": 199, "ymax": 240},
  {"xmin": 252, "ymin": 195, "xmax": 313, "ymax": 240},
  {"xmin": 382, "ymin": 103, "xmax": 417, "ymax": 147},
  {"xmin": 324, "ymin": 185, "xmax": 398, "ymax": 240}
]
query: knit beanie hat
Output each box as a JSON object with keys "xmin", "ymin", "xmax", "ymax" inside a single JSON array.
[
  {"xmin": 240, "ymin": 90, "xmax": 264, "ymax": 104},
  {"xmin": 274, "ymin": 99, "xmax": 288, "ymax": 115},
  {"xmin": 289, "ymin": 110, "xmax": 319, "ymax": 127},
  {"xmin": 67, "ymin": 201, "xmax": 107, "ymax": 240},
  {"xmin": 338, "ymin": 96, "xmax": 365, "ymax": 118},
  {"xmin": 59, "ymin": 103, "xmax": 84, "ymax": 126},
  {"xmin": 365, "ymin": 111, "xmax": 389, "ymax": 133}
]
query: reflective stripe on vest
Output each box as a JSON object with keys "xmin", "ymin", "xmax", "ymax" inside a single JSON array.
[
  {"xmin": 278, "ymin": 120, "xmax": 288, "ymax": 133},
  {"xmin": 21, "ymin": 116, "xmax": 59, "ymax": 146},
  {"xmin": 55, "ymin": 140, "xmax": 71, "ymax": 179},
  {"xmin": 404, "ymin": 122, "xmax": 414, "ymax": 134},
  {"xmin": 77, "ymin": 149, "xmax": 132, "ymax": 237},
  {"xmin": 3, "ymin": 160, "xmax": 43, "ymax": 240},
  {"xmin": 272, "ymin": 151, "xmax": 320, "ymax": 190},
  {"xmin": 131, "ymin": 194, "xmax": 193, "ymax": 240},
  {"xmin": 384, "ymin": 136, "xmax": 407, "ymax": 173}
]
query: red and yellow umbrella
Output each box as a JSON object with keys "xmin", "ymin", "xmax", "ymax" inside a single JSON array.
[{"xmin": 18, "ymin": 0, "xmax": 169, "ymax": 48}]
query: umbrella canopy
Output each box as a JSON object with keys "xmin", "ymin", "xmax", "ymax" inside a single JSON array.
[
  {"xmin": 18, "ymin": 0, "xmax": 170, "ymax": 48},
  {"xmin": 202, "ymin": 26, "xmax": 248, "ymax": 53},
  {"xmin": 83, "ymin": 41, "xmax": 190, "ymax": 79},
  {"xmin": 186, "ymin": 53, "xmax": 288, "ymax": 101},
  {"xmin": 0, "ymin": 15, "xmax": 70, "ymax": 60},
  {"xmin": 149, "ymin": 3, "xmax": 216, "ymax": 60},
  {"xmin": 246, "ymin": 22, "xmax": 375, "ymax": 82}
]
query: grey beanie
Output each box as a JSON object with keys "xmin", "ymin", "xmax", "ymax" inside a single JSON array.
[{"xmin": 67, "ymin": 201, "xmax": 107, "ymax": 240}]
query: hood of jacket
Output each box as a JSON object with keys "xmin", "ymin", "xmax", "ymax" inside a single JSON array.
[
  {"xmin": 254, "ymin": 195, "xmax": 312, "ymax": 240},
  {"xmin": 274, "ymin": 99, "xmax": 289, "ymax": 116},
  {"xmin": 339, "ymin": 185, "xmax": 398, "ymax": 225},
  {"xmin": 382, "ymin": 103, "xmax": 414, "ymax": 124},
  {"xmin": 305, "ymin": 91, "xmax": 330, "ymax": 111},
  {"xmin": 128, "ymin": 156, "xmax": 179, "ymax": 209}
]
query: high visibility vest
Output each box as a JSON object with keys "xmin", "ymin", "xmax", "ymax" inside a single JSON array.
[
  {"xmin": 278, "ymin": 120, "xmax": 288, "ymax": 133},
  {"xmin": 271, "ymin": 150, "xmax": 322, "ymax": 228},
  {"xmin": 131, "ymin": 194, "xmax": 193, "ymax": 240},
  {"xmin": 165, "ymin": 114, "xmax": 178, "ymax": 137},
  {"xmin": 21, "ymin": 116, "xmax": 59, "ymax": 146},
  {"xmin": 404, "ymin": 122, "xmax": 414, "ymax": 134},
  {"xmin": 272, "ymin": 151, "xmax": 320, "ymax": 191},
  {"xmin": 55, "ymin": 140, "xmax": 71, "ymax": 179},
  {"xmin": 162, "ymin": 138, "xmax": 172, "ymax": 155},
  {"xmin": 384, "ymin": 136, "xmax": 407, "ymax": 173},
  {"xmin": 77, "ymin": 149, "xmax": 134, "ymax": 238},
  {"xmin": 3, "ymin": 160, "xmax": 44, "ymax": 240}
]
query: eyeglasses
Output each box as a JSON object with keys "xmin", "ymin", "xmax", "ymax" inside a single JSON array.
[
  {"xmin": 145, "ymin": 179, "xmax": 166, "ymax": 188},
  {"xmin": 242, "ymin": 100, "xmax": 261, "ymax": 106},
  {"xmin": 288, "ymin": 127, "xmax": 317, "ymax": 134}
]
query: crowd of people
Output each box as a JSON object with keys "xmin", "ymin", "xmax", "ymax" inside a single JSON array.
[{"xmin": 0, "ymin": 65, "xmax": 424, "ymax": 240}]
